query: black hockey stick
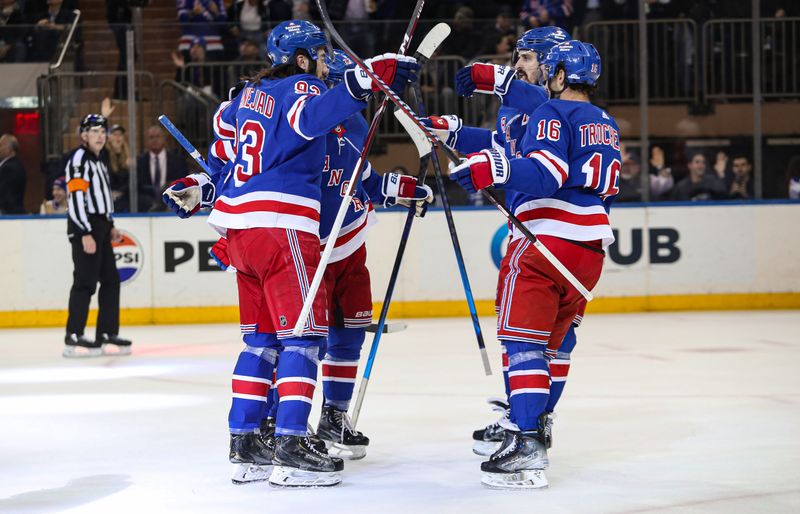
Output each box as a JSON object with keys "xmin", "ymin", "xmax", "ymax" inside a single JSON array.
[
  {"xmin": 351, "ymin": 23, "xmax": 452, "ymax": 427},
  {"xmin": 407, "ymin": 47, "xmax": 492, "ymax": 376},
  {"xmin": 292, "ymin": 0, "xmax": 428, "ymax": 336},
  {"xmin": 314, "ymin": 4, "xmax": 594, "ymax": 301}
]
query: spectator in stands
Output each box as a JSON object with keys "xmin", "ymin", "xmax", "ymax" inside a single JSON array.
[
  {"xmin": 177, "ymin": 0, "xmax": 226, "ymax": 62},
  {"xmin": 172, "ymin": 36, "xmax": 221, "ymax": 97},
  {"xmin": 726, "ymin": 154, "xmax": 754, "ymax": 200},
  {"xmin": 325, "ymin": 0, "xmax": 377, "ymax": 58},
  {"xmin": 520, "ymin": 0, "xmax": 575, "ymax": 31},
  {"xmin": 0, "ymin": 134, "xmax": 26, "ymax": 214},
  {"xmin": 106, "ymin": 124, "xmax": 131, "ymax": 212},
  {"xmin": 480, "ymin": 7, "xmax": 516, "ymax": 55},
  {"xmin": 31, "ymin": 0, "xmax": 77, "ymax": 61},
  {"xmin": 40, "ymin": 176, "xmax": 67, "ymax": 214},
  {"xmin": 228, "ymin": 0, "xmax": 266, "ymax": 45},
  {"xmin": 292, "ymin": 0, "xmax": 313, "ymax": 21},
  {"xmin": 136, "ymin": 125, "xmax": 187, "ymax": 212},
  {"xmin": 617, "ymin": 144, "xmax": 674, "ymax": 202},
  {"xmin": 441, "ymin": 6, "xmax": 481, "ymax": 60},
  {"xmin": 670, "ymin": 151, "xmax": 727, "ymax": 201},
  {"xmin": 787, "ymin": 156, "xmax": 800, "ymax": 200},
  {"xmin": 648, "ymin": 145, "xmax": 675, "ymax": 200},
  {"xmin": 0, "ymin": 0, "xmax": 27, "ymax": 62}
]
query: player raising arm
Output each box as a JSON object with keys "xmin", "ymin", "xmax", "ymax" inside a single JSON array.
[{"xmin": 449, "ymin": 41, "xmax": 620, "ymax": 489}]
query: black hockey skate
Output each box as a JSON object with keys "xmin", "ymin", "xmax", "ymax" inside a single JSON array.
[
  {"xmin": 472, "ymin": 397, "xmax": 509, "ymax": 456},
  {"xmin": 98, "ymin": 333, "xmax": 132, "ymax": 356},
  {"xmin": 269, "ymin": 434, "xmax": 344, "ymax": 487},
  {"xmin": 316, "ymin": 405, "xmax": 369, "ymax": 460},
  {"xmin": 231, "ymin": 418, "xmax": 276, "ymax": 485},
  {"xmin": 63, "ymin": 334, "xmax": 102, "ymax": 358},
  {"xmin": 480, "ymin": 420, "xmax": 549, "ymax": 490}
]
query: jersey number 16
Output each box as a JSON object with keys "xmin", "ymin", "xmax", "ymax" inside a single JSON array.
[{"xmin": 581, "ymin": 152, "xmax": 620, "ymax": 198}]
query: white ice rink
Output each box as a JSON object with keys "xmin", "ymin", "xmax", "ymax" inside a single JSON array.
[{"xmin": 1, "ymin": 311, "xmax": 799, "ymax": 514}]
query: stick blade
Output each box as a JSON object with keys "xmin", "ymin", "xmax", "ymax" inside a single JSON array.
[
  {"xmin": 415, "ymin": 23, "xmax": 451, "ymax": 60},
  {"xmin": 394, "ymin": 108, "xmax": 432, "ymax": 158}
]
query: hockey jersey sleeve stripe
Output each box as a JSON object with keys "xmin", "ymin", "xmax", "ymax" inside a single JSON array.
[
  {"xmin": 286, "ymin": 95, "xmax": 313, "ymax": 141},
  {"xmin": 213, "ymin": 100, "xmax": 236, "ymax": 139},
  {"xmin": 211, "ymin": 138, "xmax": 234, "ymax": 163},
  {"xmin": 529, "ymin": 149, "xmax": 568, "ymax": 186}
]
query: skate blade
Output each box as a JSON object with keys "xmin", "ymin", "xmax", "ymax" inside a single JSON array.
[
  {"xmin": 325, "ymin": 441, "xmax": 367, "ymax": 460},
  {"xmin": 62, "ymin": 346, "xmax": 103, "ymax": 358},
  {"xmin": 232, "ymin": 463, "xmax": 273, "ymax": 485},
  {"xmin": 101, "ymin": 344, "xmax": 132, "ymax": 356},
  {"xmin": 481, "ymin": 470, "xmax": 548, "ymax": 490},
  {"xmin": 268, "ymin": 466, "xmax": 341, "ymax": 488},
  {"xmin": 472, "ymin": 440, "xmax": 501, "ymax": 457}
]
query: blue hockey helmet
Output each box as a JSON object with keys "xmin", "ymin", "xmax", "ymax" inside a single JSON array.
[
  {"xmin": 266, "ymin": 20, "xmax": 329, "ymax": 66},
  {"xmin": 325, "ymin": 49, "xmax": 356, "ymax": 86},
  {"xmin": 515, "ymin": 26, "xmax": 571, "ymax": 62},
  {"xmin": 540, "ymin": 40, "xmax": 601, "ymax": 87}
]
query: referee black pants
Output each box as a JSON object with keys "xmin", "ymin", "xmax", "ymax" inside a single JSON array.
[{"xmin": 66, "ymin": 215, "xmax": 120, "ymax": 338}]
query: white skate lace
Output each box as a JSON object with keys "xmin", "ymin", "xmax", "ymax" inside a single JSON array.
[
  {"xmin": 304, "ymin": 436, "xmax": 326, "ymax": 457},
  {"xmin": 334, "ymin": 410, "xmax": 359, "ymax": 440}
]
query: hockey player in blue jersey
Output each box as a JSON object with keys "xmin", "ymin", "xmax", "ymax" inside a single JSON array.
[
  {"xmin": 161, "ymin": 20, "xmax": 422, "ymax": 487},
  {"xmin": 420, "ymin": 27, "xmax": 584, "ymax": 458},
  {"xmin": 449, "ymin": 40, "xmax": 620, "ymax": 489},
  {"xmin": 252, "ymin": 50, "xmax": 433, "ymax": 466}
]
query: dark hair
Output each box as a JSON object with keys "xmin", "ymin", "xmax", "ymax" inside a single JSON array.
[
  {"xmin": 731, "ymin": 153, "xmax": 750, "ymax": 164},
  {"xmin": 687, "ymin": 150, "xmax": 706, "ymax": 162},
  {"xmin": 245, "ymin": 49, "xmax": 313, "ymax": 83}
]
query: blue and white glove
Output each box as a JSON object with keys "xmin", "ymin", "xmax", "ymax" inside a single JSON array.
[
  {"xmin": 455, "ymin": 63, "xmax": 515, "ymax": 98},
  {"xmin": 161, "ymin": 173, "xmax": 215, "ymax": 218},
  {"xmin": 448, "ymin": 148, "xmax": 510, "ymax": 194},
  {"xmin": 418, "ymin": 115, "xmax": 462, "ymax": 148},
  {"xmin": 344, "ymin": 53, "xmax": 419, "ymax": 101},
  {"xmin": 379, "ymin": 172, "xmax": 433, "ymax": 217}
]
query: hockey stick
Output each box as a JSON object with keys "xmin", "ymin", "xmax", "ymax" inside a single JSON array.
[
  {"xmin": 351, "ymin": 24, "xmax": 452, "ymax": 427},
  {"xmin": 158, "ymin": 115, "xmax": 212, "ymax": 175},
  {"xmin": 290, "ymin": 0, "xmax": 428, "ymax": 337},
  {"xmin": 407, "ymin": 46, "xmax": 492, "ymax": 376},
  {"xmin": 313, "ymin": 9, "xmax": 593, "ymax": 301}
]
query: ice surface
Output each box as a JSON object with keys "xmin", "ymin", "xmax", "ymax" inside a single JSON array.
[{"xmin": 1, "ymin": 312, "xmax": 799, "ymax": 514}]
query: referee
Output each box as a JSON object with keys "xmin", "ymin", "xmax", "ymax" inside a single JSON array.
[{"xmin": 64, "ymin": 114, "xmax": 132, "ymax": 357}]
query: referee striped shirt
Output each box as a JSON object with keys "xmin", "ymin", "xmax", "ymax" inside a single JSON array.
[{"xmin": 66, "ymin": 147, "xmax": 113, "ymax": 235}]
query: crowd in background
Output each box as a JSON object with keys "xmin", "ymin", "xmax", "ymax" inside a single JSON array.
[{"xmin": 1, "ymin": 0, "xmax": 800, "ymax": 214}]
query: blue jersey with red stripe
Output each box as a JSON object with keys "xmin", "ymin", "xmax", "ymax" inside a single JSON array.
[
  {"xmin": 453, "ymin": 81, "xmax": 548, "ymax": 159},
  {"xmin": 206, "ymin": 74, "xmax": 367, "ymax": 237},
  {"xmin": 503, "ymin": 99, "xmax": 621, "ymax": 247},
  {"xmin": 320, "ymin": 113, "xmax": 382, "ymax": 262}
]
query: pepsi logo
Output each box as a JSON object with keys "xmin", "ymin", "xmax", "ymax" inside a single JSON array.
[{"xmin": 112, "ymin": 230, "xmax": 144, "ymax": 285}]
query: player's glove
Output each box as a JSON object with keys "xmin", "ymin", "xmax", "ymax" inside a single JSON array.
[
  {"xmin": 161, "ymin": 173, "xmax": 215, "ymax": 218},
  {"xmin": 379, "ymin": 172, "xmax": 434, "ymax": 217},
  {"xmin": 448, "ymin": 148, "xmax": 510, "ymax": 194},
  {"xmin": 209, "ymin": 237, "xmax": 236, "ymax": 273},
  {"xmin": 418, "ymin": 115, "xmax": 462, "ymax": 148},
  {"xmin": 455, "ymin": 63, "xmax": 514, "ymax": 98},
  {"xmin": 344, "ymin": 53, "xmax": 419, "ymax": 101}
]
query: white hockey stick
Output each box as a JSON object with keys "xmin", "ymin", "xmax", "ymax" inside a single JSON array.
[{"xmin": 291, "ymin": 23, "xmax": 453, "ymax": 337}]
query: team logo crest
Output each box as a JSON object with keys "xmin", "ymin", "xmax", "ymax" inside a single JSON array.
[
  {"xmin": 112, "ymin": 230, "xmax": 144, "ymax": 285},
  {"xmin": 332, "ymin": 124, "xmax": 346, "ymax": 137},
  {"xmin": 279, "ymin": 315, "xmax": 287, "ymax": 327}
]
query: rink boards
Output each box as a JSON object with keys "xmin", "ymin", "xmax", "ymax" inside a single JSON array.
[{"xmin": 0, "ymin": 203, "xmax": 798, "ymax": 327}]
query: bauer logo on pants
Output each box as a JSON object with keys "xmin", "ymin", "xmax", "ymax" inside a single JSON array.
[{"xmin": 113, "ymin": 230, "xmax": 144, "ymax": 285}]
